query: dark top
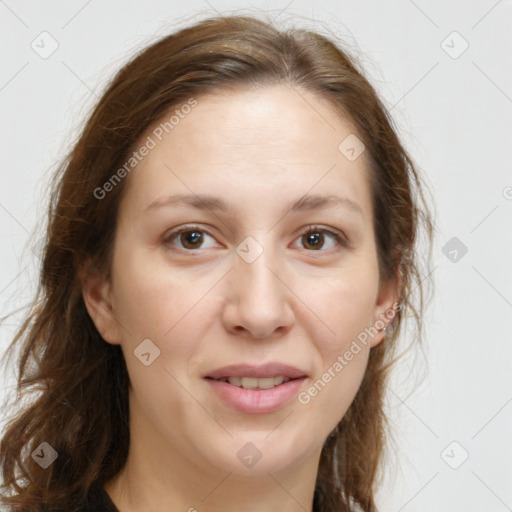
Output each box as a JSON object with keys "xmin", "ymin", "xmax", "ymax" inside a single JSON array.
[{"xmin": 77, "ymin": 485, "xmax": 119, "ymax": 512}]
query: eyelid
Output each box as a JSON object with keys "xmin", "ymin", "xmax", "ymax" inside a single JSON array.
[
  {"xmin": 293, "ymin": 224, "xmax": 349, "ymax": 250},
  {"xmin": 162, "ymin": 224, "xmax": 349, "ymax": 252},
  {"xmin": 162, "ymin": 224, "xmax": 221, "ymax": 250}
]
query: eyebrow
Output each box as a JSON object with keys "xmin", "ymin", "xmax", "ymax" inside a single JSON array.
[{"xmin": 144, "ymin": 193, "xmax": 364, "ymax": 217}]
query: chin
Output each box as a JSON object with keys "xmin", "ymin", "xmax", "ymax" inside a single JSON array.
[{"xmin": 204, "ymin": 433, "xmax": 311, "ymax": 477}]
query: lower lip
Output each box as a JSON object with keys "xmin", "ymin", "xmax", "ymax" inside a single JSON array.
[{"xmin": 205, "ymin": 378, "xmax": 306, "ymax": 414}]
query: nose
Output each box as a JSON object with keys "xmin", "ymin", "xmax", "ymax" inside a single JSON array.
[{"xmin": 221, "ymin": 241, "xmax": 295, "ymax": 339}]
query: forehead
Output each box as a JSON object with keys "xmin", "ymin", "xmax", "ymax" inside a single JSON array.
[{"xmin": 119, "ymin": 84, "xmax": 373, "ymax": 220}]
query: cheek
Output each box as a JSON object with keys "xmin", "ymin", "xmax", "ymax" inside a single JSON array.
[
  {"xmin": 298, "ymin": 298, "xmax": 372, "ymax": 438},
  {"xmin": 110, "ymin": 253, "xmax": 209, "ymax": 420},
  {"xmin": 304, "ymin": 265, "xmax": 379, "ymax": 349},
  {"xmin": 110, "ymin": 247, "xmax": 217, "ymax": 378},
  {"xmin": 296, "ymin": 265, "xmax": 377, "ymax": 421},
  {"xmin": 301, "ymin": 349, "xmax": 369, "ymax": 440},
  {"xmin": 112, "ymin": 246, "xmax": 199, "ymax": 335}
]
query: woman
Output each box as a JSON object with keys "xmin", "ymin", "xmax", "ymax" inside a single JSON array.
[{"xmin": 0, "ymin": 13, "xmax": 433, "ymax": 512}]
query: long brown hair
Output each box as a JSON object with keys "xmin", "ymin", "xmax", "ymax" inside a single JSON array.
[{"xmin": 0, "ymin": 13, "xmax": 434, "ymax": 511}]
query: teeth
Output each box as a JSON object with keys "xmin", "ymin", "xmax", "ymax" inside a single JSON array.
[
  {"xmin": 224, "ymin": 376, "xmax": 290, "ymax": 389},
  {"xmin": 228, "ymin": 377, "xmax": 241, "ymax": 386}
]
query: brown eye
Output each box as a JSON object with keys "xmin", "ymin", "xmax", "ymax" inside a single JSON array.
[
  {"xmin": 180, "ymin": 230, "xmax": 204, "ymax": 249},
  {"xmin": 295, "ymin": 227, "xmax": 345, "ymax": 251},
  {"xmin": 164, "ymin": 226, "xmax": 219, "ymax": 251},
  {"xmin": 302, "ymin": 231, "xmax": 325, "ymax": 250}
]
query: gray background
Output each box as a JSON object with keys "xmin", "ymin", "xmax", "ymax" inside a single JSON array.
[{"xmin": 1, "ymin": 1, "xmax": 511, "ymax": 510}]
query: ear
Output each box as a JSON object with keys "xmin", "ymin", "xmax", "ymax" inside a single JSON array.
[
  {"xmin": 369, "ymin": 269, "xmax": 402, "ymax": 348},
  {"xmin": 81, "ymin": 266, "xmax": 121, "ymax": 345}
]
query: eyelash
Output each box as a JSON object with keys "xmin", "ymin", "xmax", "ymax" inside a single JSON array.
[{"xmin": 162, "ymin": 224, "xmax": 348, "ymax": 254}]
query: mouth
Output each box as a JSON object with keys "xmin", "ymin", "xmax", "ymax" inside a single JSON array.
[
  {"xmin": 205, "ymin": 375, "xmax": 304, "ymax": 390},
  {"xmin": 203, "ymin": 362, "xmax": 308, "ymax": 414},
  {"xmin": 204, "ymin": 362, "xmax": 308, "ymax": 384}
]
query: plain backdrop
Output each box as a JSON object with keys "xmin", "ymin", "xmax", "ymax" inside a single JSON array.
[{"xmin": 1, "ymin": 1, "xmax": 511, "ymax": 510}]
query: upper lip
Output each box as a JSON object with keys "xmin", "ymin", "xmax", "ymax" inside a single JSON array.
[{"xmin": 205, "ymin": 363, "xmax": 308, "ymax": 380}]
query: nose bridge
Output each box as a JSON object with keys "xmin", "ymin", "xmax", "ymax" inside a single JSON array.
[
  {"xmin": 238, "ymin": 240, "xmax": 279, "ymax": 298},
  {"xmin": 224, "ymin": 234, "xmax": 294, "ymax": 337}
]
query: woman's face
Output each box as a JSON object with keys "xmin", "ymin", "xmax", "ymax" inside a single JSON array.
[{"xmin": 84, "ymin": 84, "xmax": 397, "ymax": 478}]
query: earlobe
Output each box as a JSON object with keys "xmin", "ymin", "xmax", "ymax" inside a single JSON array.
[{"xmin": 81, "ymin": 269, "xmax": 121, "ymax": 345}]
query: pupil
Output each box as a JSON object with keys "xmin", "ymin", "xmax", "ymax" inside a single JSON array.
[
  {"xmin": 183, "ymin": 231, "xmax": 203, "ymax": 248},
  {"xmin": 305, "ymin": 232, "xmax": 323, "ymax": 249}
]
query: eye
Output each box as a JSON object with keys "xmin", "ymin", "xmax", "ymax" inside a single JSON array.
[
  {"xmin": 163, "ymin": 225, "xmax": 220, "ymax": 251},
  {"xmin": 292, "ymin": 226, "xmax": 347, "ymax": 252},
  {"xmin": 163, "ymin": 224, "xmax": 348, "ymax": 253}
]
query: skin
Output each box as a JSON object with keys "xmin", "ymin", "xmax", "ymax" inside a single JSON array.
[{"xmin": 83, "ymin": 84, "xmax": 399, "ymax": 512}]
